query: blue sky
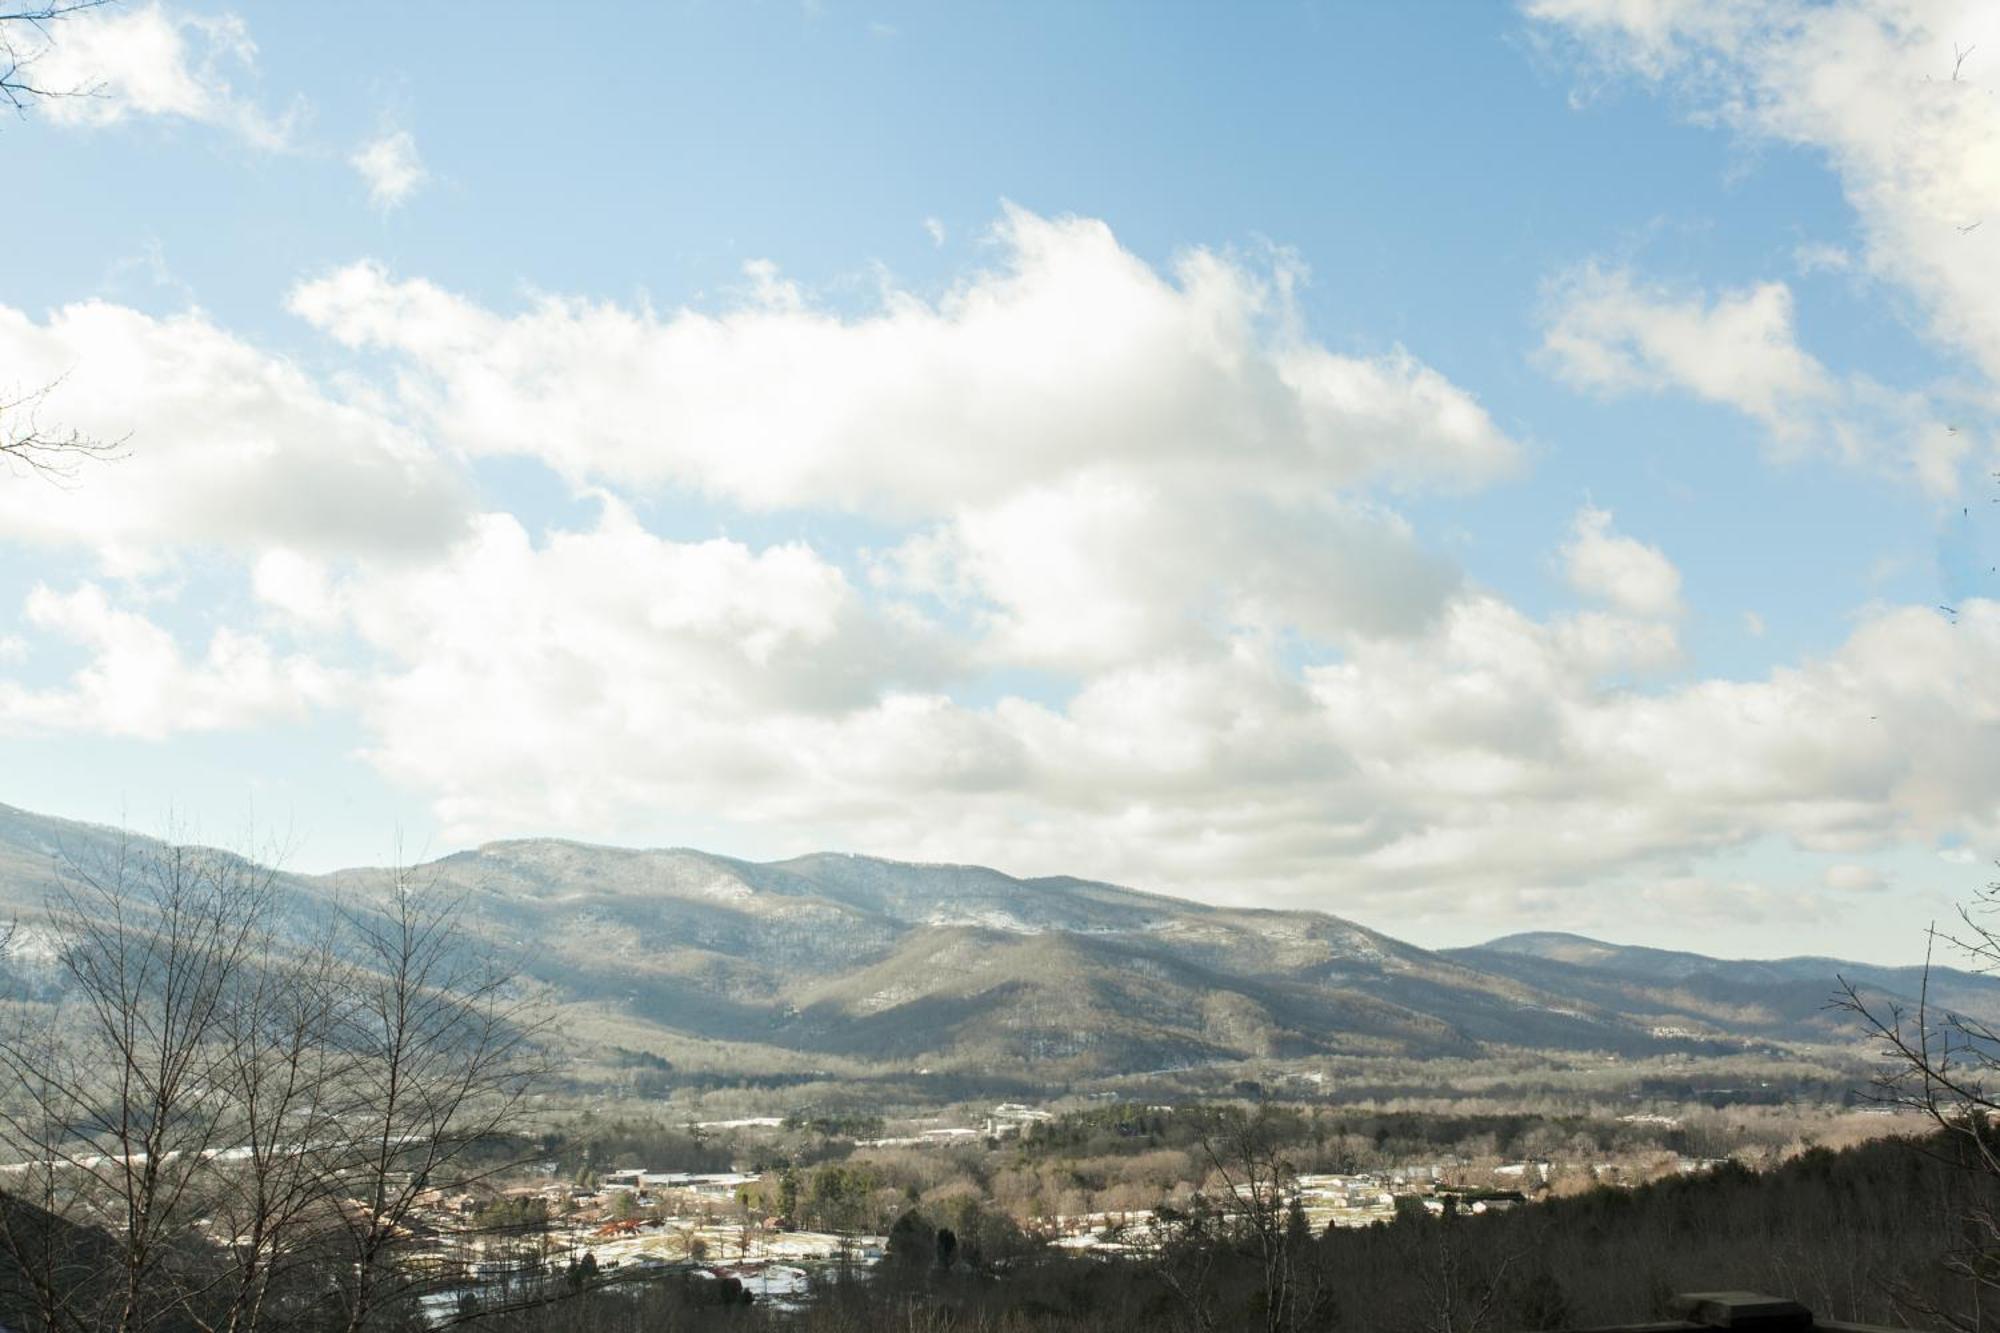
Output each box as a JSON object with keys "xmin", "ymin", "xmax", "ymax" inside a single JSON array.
[{"xmin": 2, "ymin": 0, "xmax": 1997, "ymax": 961}]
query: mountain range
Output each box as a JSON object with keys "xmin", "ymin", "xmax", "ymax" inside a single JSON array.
[{"xmin": 0, "ymin": 802, "xmax": 1988, "ymax": 1083}]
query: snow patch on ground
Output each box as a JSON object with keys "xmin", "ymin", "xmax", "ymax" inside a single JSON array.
[
  {"xmin": 925, "ymin": 909, "xmax": 1046, "ymax": 934},
  {"xmin": 3, "ymin": 923, "xmax": 62, "ymax": 964},
  {"xmin": 857, "ymin": 983, "xmax": 918, "ymax": 1013}
]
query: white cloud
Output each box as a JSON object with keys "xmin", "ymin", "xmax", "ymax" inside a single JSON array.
[
  {"xmin": 1528, "ymin": 0, "xmax": 2000, "ymax": 386},
  {"xmin": 0, "ymin": 213, "xmax": 1522, "ymax": 850},
  {"xmin": 288, "ymin": 206, "xmax": 1521, "ymax": 515},
  {"xmin": 1554, "ymin": 608, "xmax": 1682, "ymax": 676},
  {"xmin": 284, "ymin": 206, "xmax": 1517, "ymax": 673},
  {"xmin": 317, "ymin": 504, "xmax": 957, "ymax": 836},
  {"xmin": 1541, "ymin": 262, "xmax": 1959, "ymax": 490},
  {"xmin": 250, "ymin": 548, "xmax": 343, "ymax": 632},
  {"xmin": 350, "ymin": 129, "xmax": 428, "ymax": 210},
  {"xmin": 1542, "ymin": 263, "xmax": 1831, "ymax": 428},
  {"xmin": 883, "ymin": 477, "xmax": 1460, "ymax": 671},
  {"xmin": 0, "ymin": 583, "xmax": 339, "ymax": 737},
  {"xmin": 16, "ymin": 2, "xmax": 296, "ymax": 147},
  {"xmin": 1561, "ymin": 505, "xmax": 1683, "ymax": 618},
  {"xmin": 1298, "ymin": 595, "xmax": 2000, "ymax": 905},
  {"xmin": 254, "ymin": 210, "xmax": 2000, "ymax": 928},
  {"xmin": 216, "ymin": 482, "xmax": 2000, "ymax": 933},
  {"xmin": 0, "ymin": 299, "xmax": 471, "ymax": 573}
]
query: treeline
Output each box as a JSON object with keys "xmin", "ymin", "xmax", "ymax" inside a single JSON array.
[
  {"xmin": 599, "ymin": 1098, "xmax": 1897, "ymax": 1237},
  {"xmin": 549, "ymin": 1119, "xmax": 737, "ymax": 1178},
  {"xmin": 540, "ymin": 1113, "xmax": 885, "ymax": 1182},
  {"xmin": 1010, "ymin": 1100, "xmax": 1817, "ymax": 1179},
  {"xmin": 473, "ymin": 1128, "xmax": 1998, "ymax": 1332}
]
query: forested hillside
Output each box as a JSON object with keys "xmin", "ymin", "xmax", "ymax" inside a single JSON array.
[{"xmin": 3, "ymin": 804, "xmax": 1994, "ymax": 1088}]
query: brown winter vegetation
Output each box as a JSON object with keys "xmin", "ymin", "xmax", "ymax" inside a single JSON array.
[{"xmin": 8, "ymin": 832, "xmax": 2000, "ymax": 1333}]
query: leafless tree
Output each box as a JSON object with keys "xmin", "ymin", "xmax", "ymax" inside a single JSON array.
[
  {"xmin": 0, "ymin": 833, "xmax": 559, "ymax": 1333},
  {"xmin": 202, "ymin": 911, "xmax": 361, "ymax": 1333},
  {"xmin": 1143, "ymin": 1106, "xmax": 1334, "ymax": 1333},
  {"xmin": 320, "ymin": 868, "xmax": 555, "ymax": 1333},
  {"xmin": 1836, "ymin": 874, "xmax": 2000, "ymax": 1331},
  {"xmin": 0, "ymin": 833, "xmax": 281, "ymax": 1333},
  {"xmin": 1410, "ymin": 1204, "xmax": 1519, "ymax": 1333}
]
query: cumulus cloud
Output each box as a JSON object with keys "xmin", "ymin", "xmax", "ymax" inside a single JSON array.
[
  {"xmin": 1302, "ymin": 595, "xmax": 2000, "ymax": 904},
  {"xmin": 311, "ymin": 503, "xmax": 958, "ymax": 836},
  {"xmin": 1528, "ymin": 0, "xmax": 2000, "ymax": 393},
  {"xmin": 1540, "ymin": 262, "xmax": 1959, "ymax": 489},
  {"xmin": 0, "ymin": 299, "xmax": 471, "ymax": 573},
  {"xmin": 287, "ymin": 206, "xmax": 1521, "ymax": 514},
  {"xmin": 282, "ymin": 206, "xmax": 1518, "ymax": 672},
  {"xmin": 884, "ymin": 479, "xmax": 1461, "ymax": 671},
  {"xmin": 1561, "ymin": 505, "xmax": 1683, "ymax": 618},
  {"xmin": 473, "ymin": 577, "xmax": 1999, "ymax": 923},
  {"xmin": 350, "ymin": 129, "xmax": 428, "ymax": 209},
  {"xmin": 1542, "ymin": 264, "xmax": 1832, "ymax": 428},
  {"xmin": 14, "ymin": 2, "xmax": 296, "ymax": 147},
  {"xmin": 0, "ymin": 584, "xmax": 340, "ymax": 737},
  {"xmin": 228, "ymin": 479, "xmax": 2000, "ymax": 934}
]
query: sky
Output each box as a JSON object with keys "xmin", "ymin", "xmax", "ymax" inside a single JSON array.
[{"xmin": 1, "ymin": 0, "xmax": 1997, "ymax": 963}]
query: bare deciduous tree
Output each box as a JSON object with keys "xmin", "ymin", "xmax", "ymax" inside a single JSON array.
[
  {"xmin": 0, "ymin": 832, "xmax": 557, "ymax": 1333},
  {"xmin": 1838, "ymin": 874, "xmax": 2000, "ymax": 1331},
  {"xmin": 326, "ymin": 869, "xmax": 554, "ymax": 1333},
  {"xmin": 0, "ymin": 836, "xmax": 279, "ymax": 1333},
  {"xmin": 1144, "ymin": 1106, "xmax": 1335, "ymax": 1333},
  {"xmin": 1409, "ymin": 1204, "xmax": 1519, "ymax": 1333}
]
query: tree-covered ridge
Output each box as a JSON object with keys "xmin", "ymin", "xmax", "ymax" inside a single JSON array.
[{"xmin": 5, "ymin": 804, "xmax": 1987, "ymax": 1090}]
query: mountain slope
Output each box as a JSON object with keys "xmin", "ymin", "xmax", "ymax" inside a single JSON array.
[
  {"xmin": 309, "ymin": 838, "xmax": 1648, "ymax": 1073},
  {"xmin": 5, "ymin": 804, "xmax": 1991, "ymax": 1081},
  {"xmin": 1451, "ymin": 931, "xmax": 2000, "ymax": 1041}
]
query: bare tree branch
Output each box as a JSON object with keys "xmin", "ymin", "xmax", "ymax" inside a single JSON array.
[
  {"xmin": 1833, "ymin": 878, "xmax": 2000, "ymax": 1329},
  {"xmin": 0, "ymin": 377, "xmax": 127, "ymax": 483},
  {"xmin": 0, "ymin": 1, "xmax": 113, "ymax": 117},
  {"xmin": 0, "ymin": 833, "xmax": 564, "ymax": 1333}
]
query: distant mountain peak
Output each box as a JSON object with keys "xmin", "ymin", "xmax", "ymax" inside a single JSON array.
[{"xmin": 2, "ymin": 802, "xmax": 1991, "ymax": 1080}]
